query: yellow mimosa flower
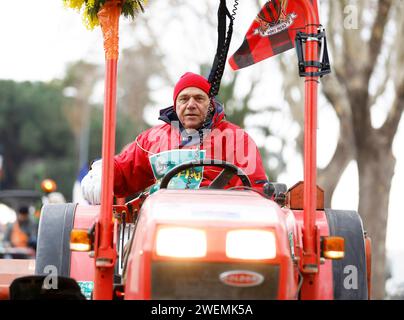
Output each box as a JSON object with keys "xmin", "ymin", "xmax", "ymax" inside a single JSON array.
[
  {"xmin": 64, "ymin": 0, "xmax": 85, "ymax": 10},
  {"xmin": 63, "ymin": 0, "xmax": 148, "ymax": 29}
]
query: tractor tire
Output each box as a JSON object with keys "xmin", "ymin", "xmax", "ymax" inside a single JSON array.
[
  {"xmin": 35, "ymin": 203, "xmax": 77, "ymax": 277},
  {"xmin": 325, "ymin": 209, "xmax": 368, "ymax": 300}
]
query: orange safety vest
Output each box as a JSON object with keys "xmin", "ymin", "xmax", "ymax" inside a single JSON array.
[{"xmin": 10, "ymin": 222, "xmax": 29, "ymax": 248}]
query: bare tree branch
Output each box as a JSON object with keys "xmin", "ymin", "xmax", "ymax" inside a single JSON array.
[
  {"xmin": 379, "ymin": 82, "xmax": 404, "ymax": 143},
  {"xmin": 390, "ymin": 0, "xmax": 404, "ymax": 89},
  {"xmin": 321, "ymin": 74, "xmax": 351, "ymax": 121},
  {"xmin": 326, "ymin": 1, "xmax": 346, "ymax": 79},
  {"xmin": 327, "ymin": 5, "xmax": 346, "ymax": 83},
  {"xmin": 185, "ymin": 1, "xmax": 216, "ymax": 29},
  {"xmin": 341, "ymin": 0, "xmax": 366, "ymax": 75},
  {"xmin": 319, "ymin": 71, "xmax": 355, "ymax": 207},
  {"xmin": 279, "ymin": 55, "xmax": 305, "ymax": 153},
  {"xmin": 357, "ymin": 0, "xmax": 366, "ymax": 25},
  {"xmin": 368, "ymin": 47, "xmax": 392, "ymax": 107},
  {"xmin": 326, "ymin": 1, "xmax": 337, "ymax": 55},
  {"xmin": 378, "ymin": 0, "xmax": 404, "ymax": 142},
  {"xmin": 318, "ymin": 125, "xmax": 354, "ymax": 206},
  {"xmin": 366, "ymin": 0, "xmax": 393, "ymax": 79},
  {"xmin": 242, "ymin": 77, "xmax": 260, "ymax": 107}
]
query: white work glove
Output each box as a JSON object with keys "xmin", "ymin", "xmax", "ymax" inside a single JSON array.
[{"xmin": 81, "ymin": 160, "xmax": 102, "ymax": 205}]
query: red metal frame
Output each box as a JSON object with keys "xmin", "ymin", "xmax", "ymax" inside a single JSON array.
[
  {"xmin": 93, "ymin": 58, "xmax": 118, "ymax": 300},
  {"xmin": 293, "ymin": 0, "xmax": 321, "ymax": 299},
  {"xmin": 93, "ymin": 1, "xmax": 121, "ymax": 300}
]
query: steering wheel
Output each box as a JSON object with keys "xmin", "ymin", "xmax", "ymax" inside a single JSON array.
[{"xmin": 159, "ymin": 159, "xmax": 251, "ymax": 189}]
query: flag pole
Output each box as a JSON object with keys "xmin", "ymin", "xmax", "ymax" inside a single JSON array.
[
  {"xmin": 295, "ymin": 0, "xmax": 321, "ymax": 299},
  {"xmin": 93, "ymin": 0, "xmax": 121, "ymax": 300}
]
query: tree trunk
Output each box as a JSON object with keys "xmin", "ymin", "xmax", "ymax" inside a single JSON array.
[{"xmin": 357, "ymin": 141, "xmax": 395, "ymax": 299}]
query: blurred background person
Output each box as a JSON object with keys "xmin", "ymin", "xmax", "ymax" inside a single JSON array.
[{"xmin": 3, "ymin": 206, "xmax": 38, "ymax": 251}]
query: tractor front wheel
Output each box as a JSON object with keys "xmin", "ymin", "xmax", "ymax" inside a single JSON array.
[
  {"xmin": 325, "ymin": 209, "xmax": 369, "ymax": 300},
  {"xmin": 35, "ymin": 203, "xmax": 77, "ymax": 277}
]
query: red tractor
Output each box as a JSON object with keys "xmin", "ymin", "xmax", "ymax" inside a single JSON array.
[{"xmin": 2, "ymin": 0, "xmax": 371, "ymax": 300}]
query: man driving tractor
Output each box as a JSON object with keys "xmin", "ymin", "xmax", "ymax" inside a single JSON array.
[{"xmin": 81, "ymin": 72, "xmax": 268, "ymax": 204}]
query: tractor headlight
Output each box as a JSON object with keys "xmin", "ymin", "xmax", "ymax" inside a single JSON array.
[
  {"xmin": 156, "ymin": 227, "xmax": 207, "ymax": 258},
  {"xmin": 226, "ymin": 229, "xmax": 276, "ymax": 260}
]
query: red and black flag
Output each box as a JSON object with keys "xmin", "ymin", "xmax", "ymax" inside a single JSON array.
[{"xmin": 229, "ymin": 0, "xmax": 319, "ymax": 70}]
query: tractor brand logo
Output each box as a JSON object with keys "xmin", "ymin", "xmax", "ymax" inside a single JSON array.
[
  {"xmin": 253, "ymin": 0, "xmax": 297, "ymax": 37},
  {"xmin": 219, "ymin": 270, "xmax": 264, "ymax": 287}
]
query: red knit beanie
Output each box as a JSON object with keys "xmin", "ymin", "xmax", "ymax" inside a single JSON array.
[{"xmin": 173, "ymin": 72, "xmax": 211, "ymax": 108}]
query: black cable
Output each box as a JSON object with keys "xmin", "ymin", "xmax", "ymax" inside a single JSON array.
[{"xmin": 208, "ymin": 0, "xmax": 239, "ymax": 98}]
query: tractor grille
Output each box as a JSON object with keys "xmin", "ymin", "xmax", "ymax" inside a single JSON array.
[{"xmin": 151, "ymin": 261, "xmax": 279, "ymax": 299}]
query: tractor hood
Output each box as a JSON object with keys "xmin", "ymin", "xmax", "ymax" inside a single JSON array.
[
  {"xmin": 124, "ymin": 189, "xmax": 296, "ymax": 299},
  {"xmin": 142, "ymin": 189, "xmax": 283, "ymax": 227}
]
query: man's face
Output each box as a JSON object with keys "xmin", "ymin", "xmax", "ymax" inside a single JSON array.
[
  {"xmin": 176, "ymin": 87, "xmax": 210, "ymax": 130},
  {"xmin": 17, "ymin": 213, "xmax": 29, "ymax": 223}
]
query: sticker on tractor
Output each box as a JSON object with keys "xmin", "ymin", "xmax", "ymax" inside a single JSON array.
[
  {"xmin": 149, "ymin": 149, "xmax": 206, "ymax": 193},
  {"xmin": 77, "ymin": 281, "xmax": 94, "ymax": 300},
  {"xmin": 219, "ymin": 270, "xmax": 264, "ymax": 287}
]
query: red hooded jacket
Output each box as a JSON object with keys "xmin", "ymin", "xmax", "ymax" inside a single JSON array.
[{"xmin": 113, "ymin": 101, "xmax": 268, "ymax": 197}]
